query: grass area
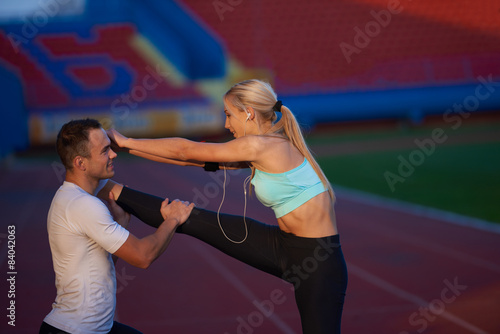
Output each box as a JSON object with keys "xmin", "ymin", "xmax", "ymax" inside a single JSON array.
[
  {"xmin": 314, "ymin": 137, "xmax": 500, "ymax": 223},
  {"xmin": 306, "ymin": 118, "xmax": 500, "ymax": 146}
]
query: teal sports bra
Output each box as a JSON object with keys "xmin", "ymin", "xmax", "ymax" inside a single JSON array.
[{"xmin": 251, "ymin": 158, "xmax": 327, "ymax": 218}]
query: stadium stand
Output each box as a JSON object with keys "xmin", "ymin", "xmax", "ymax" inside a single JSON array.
[
  {"xmin": 0, "ymin": 0, "xmax": 226, "ymax": 152},
  {"xmin": 182, "ymin": 0, "xmax": 500, "ymax": 123},
  {"xmin": 0, "ymin": 0, "xmax": 499, "ymax": 156}
]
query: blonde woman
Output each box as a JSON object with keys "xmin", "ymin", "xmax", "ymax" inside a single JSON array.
[{"xmin": 107, "ymin": 79, "xmax": 348, "ymax": 333}]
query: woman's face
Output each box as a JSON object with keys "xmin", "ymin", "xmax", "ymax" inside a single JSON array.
[{"xmin": 223, "ymin": 99, "xmax": 249, "ymax": 138}]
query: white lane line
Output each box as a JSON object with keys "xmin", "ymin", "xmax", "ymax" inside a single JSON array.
[
  {"xmin": 334, "ymin": 185, "xmax": 500, "ymax": 234},
  {"xmin": 348, "ymin": 262, "xmax": 489, "ymax": 334},
  {"xmin": 189, "ymin": 242, "xmax": 297, "ymax": 334}
]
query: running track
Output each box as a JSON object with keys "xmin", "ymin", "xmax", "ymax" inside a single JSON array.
[{"xmin": 0, "ymin": 156, "xmax": 499, "ymax": 333}]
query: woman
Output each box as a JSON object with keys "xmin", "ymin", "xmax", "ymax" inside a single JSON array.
[{"xmin": 108, "ymin": 79, "xmax": 348, "ymax": 333}]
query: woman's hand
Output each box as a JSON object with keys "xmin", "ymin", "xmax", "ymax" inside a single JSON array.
[{"xmin": 107, "ymin": 128, "xmax": 129, "ymax": 149}]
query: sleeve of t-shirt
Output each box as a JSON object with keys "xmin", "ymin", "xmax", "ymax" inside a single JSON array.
[{"xmin": 69, "ymin": 194, "xmax": 130, "ymax": 254}]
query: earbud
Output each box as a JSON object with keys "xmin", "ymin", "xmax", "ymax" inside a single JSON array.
[{"xmin": 245, "ymin": 111, "xmax": 251, "ymax": 121}]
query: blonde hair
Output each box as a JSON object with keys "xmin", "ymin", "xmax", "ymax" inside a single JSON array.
[{"xmin": 224, "ymin": 79, "xmax": 335, "ymax": 200}]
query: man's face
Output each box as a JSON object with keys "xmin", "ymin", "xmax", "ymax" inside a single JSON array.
[{"xmin": 83, "ymin": 128, "xmax": 117, "ymax": 180}]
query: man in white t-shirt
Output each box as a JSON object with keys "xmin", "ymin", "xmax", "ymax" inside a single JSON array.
[{"xmin": 40, "ymin": 119, "xmax": 194, "ymax": 334}]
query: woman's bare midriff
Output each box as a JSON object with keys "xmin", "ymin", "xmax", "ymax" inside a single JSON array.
[{"xmin": 276, "ymin": 192, "xmax": 338, "ymax": 238}]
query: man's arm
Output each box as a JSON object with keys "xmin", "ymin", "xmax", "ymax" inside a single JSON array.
[
  {"xmin": 106, "ymin": 191, "xmax": 130, "ymax": 264},
  {"xmin": 112, "ymin": 198, "xmax": 193, "ymax": 269}
]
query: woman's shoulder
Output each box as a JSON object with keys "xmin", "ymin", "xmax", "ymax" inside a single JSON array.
[
  {"xmin": 247, "ymin": 134, "xmax": 288, "ymax": 145},
  {"xmin": 249, "ymin": 136, "xmax": 303, "ymax": 173}
]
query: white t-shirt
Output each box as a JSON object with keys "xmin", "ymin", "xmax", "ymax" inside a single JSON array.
[{"xmin": 44, "ymin": 180, "xmax": 130, "ymax": 334}]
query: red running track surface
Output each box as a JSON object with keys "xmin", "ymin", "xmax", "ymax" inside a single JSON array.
[{"xmin": 0, "ymin": 157, "xmax": 499, "ymax": 333}]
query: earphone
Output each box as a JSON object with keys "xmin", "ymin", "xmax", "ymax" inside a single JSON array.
[
  {"xmin": 216, "ymin": 110, "xmax": 252, "ymax": 243},
  {"xmin": 217, "ymin": 163, "xmax": 250, "ymax": 244},
  {"xmin": 243, "ymin": 110, "xmax": 251, "ymax": 136}
]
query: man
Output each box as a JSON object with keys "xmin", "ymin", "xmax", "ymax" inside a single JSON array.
[{"xmin": 40, "ymin": 119, "xmax": 194, "ymax": 334}]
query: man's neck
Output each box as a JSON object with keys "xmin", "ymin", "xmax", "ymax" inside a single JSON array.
[{"xmin": 65, "ymin": 172, "xmax": 99, "ymax": 195}]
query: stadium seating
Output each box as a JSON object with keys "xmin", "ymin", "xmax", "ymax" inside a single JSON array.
[{"xmin": 0, "ymin": 0, "xmax": 499, "ymax": 155}]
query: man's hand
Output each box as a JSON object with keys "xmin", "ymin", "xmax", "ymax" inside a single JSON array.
[
  {"xmin": 107, "ymin": 191, "xmax": 131, "ymax": 229},
  {"xmin": 160, "ymin": 198, "xmax": 194, "ymax": 227}
]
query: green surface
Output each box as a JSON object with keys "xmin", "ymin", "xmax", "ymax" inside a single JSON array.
[
  {"xmin": 306, "ymin": 120, "xmax": 500, "ymax": 146},
  {"xmin": 314, "ymin": 137, "xmax": 500, "ymax": 223}
]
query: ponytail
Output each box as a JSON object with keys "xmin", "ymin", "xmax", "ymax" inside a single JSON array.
[{"xmin": 273, "ymin": 105, "xmax": 335, "ymax": 201}]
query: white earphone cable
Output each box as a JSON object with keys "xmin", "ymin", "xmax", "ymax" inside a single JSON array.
[{"xmin": 217, "ymin": 164, "xmax": 250, "ymax": 244}]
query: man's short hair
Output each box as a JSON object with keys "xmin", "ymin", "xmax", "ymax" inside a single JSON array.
[{"xmin": 56, "ymin": 119, "xmax": 102, "ymax": 170}]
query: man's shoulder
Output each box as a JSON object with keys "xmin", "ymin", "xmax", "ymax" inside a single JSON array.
[
  {"xmin": 56, "ymin": 182, "xmax": 107, "ymax": 213},
  {"xmin": 70, "ymin": 191, "xmax": 107, "ymax": 212}
]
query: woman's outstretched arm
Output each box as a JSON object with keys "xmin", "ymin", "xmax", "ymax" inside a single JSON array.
[
  {"xmin": 107, "ymin": 128, "xmax": 260, "ymax": 163},
  {"xmin": 128, "ymin": 149, "xmax": 205, "ymax": 167},
  {"xmin": 130, "ymin": 149, "xmax": 249, "ymax": 170},
  {"xmin": 110, "ymin": 141, "xmax": 247, "ymax": 170}
]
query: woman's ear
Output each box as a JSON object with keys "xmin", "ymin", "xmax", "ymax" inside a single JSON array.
[{"xmin": 246, "ymin": 107, "xmax": 255, "ymax": 120}]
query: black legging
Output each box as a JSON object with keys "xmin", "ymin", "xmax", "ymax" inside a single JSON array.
[{"xmin": 117, "ymin": 187, "xmax": 348, "ymax": 334}]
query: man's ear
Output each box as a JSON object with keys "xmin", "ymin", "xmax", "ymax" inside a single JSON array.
[{"xmin": 73, "ymin": 156, "xmax": 86, "ymax": 171}]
